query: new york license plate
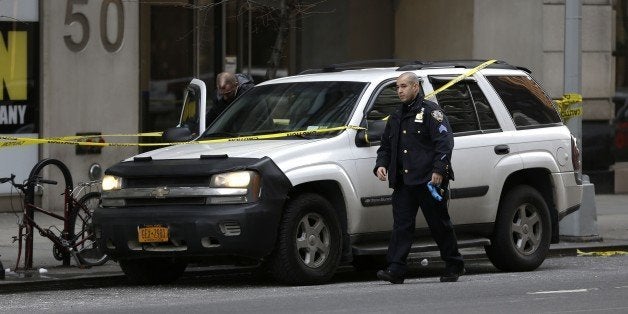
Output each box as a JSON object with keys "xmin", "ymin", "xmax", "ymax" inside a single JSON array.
[{"xmin": 137, "ymin": 225, "xmax": 169, "ymax": 243}]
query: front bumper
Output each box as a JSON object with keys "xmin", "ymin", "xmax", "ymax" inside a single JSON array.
[{"xmin": 93, "ymin": 201, "xmax": 283, "ymax": 261}]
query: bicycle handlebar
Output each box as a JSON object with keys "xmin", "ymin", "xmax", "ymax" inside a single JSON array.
[
  {"xmin": 0, "ymin": 174, "xmax": 57, "ymax": 188},
  {"xmin": 0, "ymin": 174, "xmax": 14, "ymax": 184}
]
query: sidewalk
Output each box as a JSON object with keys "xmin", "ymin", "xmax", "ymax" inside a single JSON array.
[{"xmin": 1, "ymin": 194, "xmax": 627, "ymax": 288}]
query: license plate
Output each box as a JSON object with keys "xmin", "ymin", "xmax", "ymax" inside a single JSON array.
[{"xmin": 138, "ymin": 225, "xmax": 169, "ymax": 243}]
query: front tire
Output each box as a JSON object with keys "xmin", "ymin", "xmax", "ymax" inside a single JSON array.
[
  {"xmin": 120, "ymin": 258, "xmax": 187, "ymax": 285},
  {"xmin": 485, "ymin": 185, "xmax": 551, "ymax": 271},
  {"xmin": 268, "ymin": 193, "xmax": 342, "ymax": 285}
]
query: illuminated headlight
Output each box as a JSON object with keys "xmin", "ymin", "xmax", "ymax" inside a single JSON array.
[
  {"xmin": 209, "ymin": 171, "xmax": 260, "ymax": 203},
  {"xmin": 102, "ymin": 175, "xmax": 122, "ymax": 191},
  {"xmin": 210, "ymin": 171, "xmax": 255, "ymax": 188}
]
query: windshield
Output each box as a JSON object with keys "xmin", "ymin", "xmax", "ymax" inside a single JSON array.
[{"xmin": 201, "ymin": 81, "xmax": 367, "ymax": 139}]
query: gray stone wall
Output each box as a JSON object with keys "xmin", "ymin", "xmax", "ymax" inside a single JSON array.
[
  {"xmin": 40, "ymin": 1, "xmax": 139, "ymax": 209},
  {"xmin": 394, "ymin": 0, "xmax": 614, "ymax": 120},
  {"xmin": 543, "ymin": 0, "xmax": 614, "ymax": 120},
  {"xmin": 394, "ymin": 0, "xmax": 474, "ymax": 60}
]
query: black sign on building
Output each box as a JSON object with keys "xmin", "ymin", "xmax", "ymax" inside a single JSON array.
[{"xmin": 0, "ymin": 21, "xmax": 39, "ymax": 134}]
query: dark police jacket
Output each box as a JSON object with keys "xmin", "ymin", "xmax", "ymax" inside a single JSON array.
[
  {"xmin": 374, "ymin": 95, "xmax": 454, "ymax": 188},
  {"xmin": 206, "ymin": 73, "xmax": 255, "ymax": 125}
]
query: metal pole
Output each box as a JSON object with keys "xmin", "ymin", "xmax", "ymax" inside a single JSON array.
[
  {"xmin": 25, "ymin": 183, "xmax": 34, "ymax": 269},
  {"xmin": 560, "ymin": 0, "xmax": 601, "ymax": 241},
  {"xmin": 564, "ymin": 0, "xmax": 582, "ymax": 153}
]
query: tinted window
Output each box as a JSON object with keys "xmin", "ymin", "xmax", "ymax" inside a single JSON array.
[
  {"xmin": 486, "ymin": 75, "xmax": 561, "ymax": 128},
  {"xmin": 368, "ymin": 83, "xmax": 403, "ymax": 120},
  {"xmin": 469, "ymin": 83, "xmax": 500, "ymax": 130},
  {"xmin": 430, "ymin": 79, "xmax": 500, "ymax": 133},
  {"xmin": 202, "ymin": 81, "xmax": 366, "ymax": 138}
]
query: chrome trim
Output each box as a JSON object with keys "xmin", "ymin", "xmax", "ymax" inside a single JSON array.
[{"xmin": 102, "ymin": 187, "xmax": 248, "ymax": 199}]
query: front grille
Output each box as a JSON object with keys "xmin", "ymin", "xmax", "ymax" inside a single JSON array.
[
  {"xmin": 125, "ymin": 197, "xmax": 206, "ymax": 206},
  {"xmin": 125, "ymin": 177, "xmax": 210, "ymax": 188}
]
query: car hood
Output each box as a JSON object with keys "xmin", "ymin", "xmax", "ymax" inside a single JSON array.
[{"xmin": 128, "ymin": 139, "xmax": 317, "ymax": 161}]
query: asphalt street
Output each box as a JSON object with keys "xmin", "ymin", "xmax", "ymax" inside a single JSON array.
[
  {"xmin": 1, "ymin": 193, "xmax": 627, "ymax": 290},
  {"xmin": 1, "ymin": 254, "xmax": 627, "ymax": 313}
]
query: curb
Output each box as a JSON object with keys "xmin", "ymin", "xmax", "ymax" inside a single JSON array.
[{"xmin": 0, "ymin": 274, "xmax": 126, "ymax": 294}]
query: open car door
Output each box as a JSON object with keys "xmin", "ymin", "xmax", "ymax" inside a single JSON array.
[{"xmin": 162, "ymin": 78, "xmax": 207, "ymax": 142}]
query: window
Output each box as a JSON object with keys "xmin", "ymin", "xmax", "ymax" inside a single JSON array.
[
  {"xmin": 486, "ymin": 75, "xmax": 561, "ymax": 128},
  {"xmin": 368, "ymin": 84, "xmax": 401, "ymax": 120},
  {"xmin": 430, "ymin": 78, "xmax": 500, "ymax": 134}
]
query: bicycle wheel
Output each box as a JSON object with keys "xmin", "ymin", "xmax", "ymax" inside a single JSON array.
[{"xmin": 70, "ymin": 192, "xmax": 109, "ymax": 266}]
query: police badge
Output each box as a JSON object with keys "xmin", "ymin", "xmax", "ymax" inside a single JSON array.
[
  {"xmin": 431, "ymin": 110, "xmax": 444, "ymax": 122},
  {"xmin": 415, "ymin": 108, "xmax": 424, "ymax": 123}
]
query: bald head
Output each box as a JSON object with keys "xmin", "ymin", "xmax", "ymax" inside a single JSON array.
[
  {"xmin": 216, "ymin": 72, "xmax": 239, "ymax": 102},
  {"xmin": 396, "ymin": 72, "xmax": 421, "ymax": 103}
]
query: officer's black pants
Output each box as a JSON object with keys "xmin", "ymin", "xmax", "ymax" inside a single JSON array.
[{"xmin": 387, "ymin": 182, "xmax": 464, "ymax": 276}]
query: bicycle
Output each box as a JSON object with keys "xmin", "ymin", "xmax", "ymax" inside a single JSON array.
[{"xmin": 0, "ymin": 158, "xmax": 108, "ymax": 269}]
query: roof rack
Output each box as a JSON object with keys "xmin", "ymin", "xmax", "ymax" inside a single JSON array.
[
  {"xmin": 396, "ymin": 59, "xmax": 520, "ymax": 71},
  {"xmin": 299, "ymin": 59, "xmax": 532, "ymax": 75},
  {"xmin": 299, "ymin": 59, "xmax": 425, "ymax": 74}
]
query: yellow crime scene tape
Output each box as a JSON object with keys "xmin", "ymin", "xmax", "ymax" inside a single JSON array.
[
  {"xmin": 54, "ymin": 132, "xmax": 163, "ymax": 140},
  {"xmin": 555, "ymin": 93, "xmax": 583, "ymax": 121},
  {"xmin": 424, "ymin": 59, "xmax": 497, "ymax": 100},
  {"xmin": 577, "ymin": 249, "xmax": 628, "ymax": 257},
  {"xmin": 0, "ymin": 132, "xmax": 164, "ymax": 148},
  {"xmin": 0, "ymin": 126, "xmax": 364, "ymax": 149},
  {"xmin": 5, "ymin": 59, "xmax": 574, "ymax": 149},
  {"xmin": 381, "ymin": 59, "xmax": 497, "ymax": 121}
]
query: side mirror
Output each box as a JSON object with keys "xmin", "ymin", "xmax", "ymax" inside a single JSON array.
[
  {"xmin": 355, "ymin": 118, "xmax": 386, "ymax": 147},
  {"xmin": 162, "ymin": 126, "xmax": 195, "ymax": 142}
]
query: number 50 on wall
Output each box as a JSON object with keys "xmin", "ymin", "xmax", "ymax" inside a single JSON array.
[{"xmin": 64, "ymin": 0, "xmax": 124, "ymax": 52}]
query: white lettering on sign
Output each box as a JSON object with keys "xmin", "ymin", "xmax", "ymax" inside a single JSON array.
[{"xmin": 0, "ymin": 105, "xmax": 27, "ymax": 124}]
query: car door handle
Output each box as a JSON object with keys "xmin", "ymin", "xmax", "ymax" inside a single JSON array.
[{"xmin": 494, "ymin": 144, "xmax": 510, "ymax": 155}]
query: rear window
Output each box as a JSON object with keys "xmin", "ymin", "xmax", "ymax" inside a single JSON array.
[{"xmin": 486, "ymin": 75, "xmax": 561, "ymax": 128}]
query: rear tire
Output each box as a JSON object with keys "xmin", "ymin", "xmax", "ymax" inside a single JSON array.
[
  {"xmin": 70, "ymin": 192, "xmax": 109, "ymax": 266},
  {"xmin": 485, "ymin": 185, "xmax": 551, "ymax": 271},
  {"xmin": 268, "ymin": 193, "xmax": 342, "ymax": 285},
  {"xmin": 120, "ymin": 258, "xmax": 187, "ymax": 285}
]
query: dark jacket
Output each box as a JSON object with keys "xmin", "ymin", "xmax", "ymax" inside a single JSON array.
[
  {"xmin": 374, "ymin": 95, "xmax": 454, "ymax": 188},
  {"xmin": 206, "ymin": 73, "xmax": 255, "ymax": 125}
]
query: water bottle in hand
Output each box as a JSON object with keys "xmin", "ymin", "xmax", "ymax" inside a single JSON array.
[{"xmin": 427, "ymin": 182, "xmax": 443, "ymax": 201}]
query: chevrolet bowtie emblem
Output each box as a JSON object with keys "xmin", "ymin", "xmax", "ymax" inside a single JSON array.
[{"xmin": 151, "ymin": 187, "xmax": 170, "ymax": 198}]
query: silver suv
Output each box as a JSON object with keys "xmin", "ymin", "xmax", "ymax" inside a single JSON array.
[{"xmin": 95, "ymin": 60, "xmax": 583, "ymax": 285}]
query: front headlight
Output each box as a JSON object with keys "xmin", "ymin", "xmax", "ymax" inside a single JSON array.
[
  {"xmin": 210, "ymin": 171, "xmax": 255, "ymax": 188},
  {"xmin": 208, "ymin": 171, "xmax": 261, "ymax": 204},
  {"xmin": 102, "ymin": 175, "xmax": 122, "ymax": 191}
]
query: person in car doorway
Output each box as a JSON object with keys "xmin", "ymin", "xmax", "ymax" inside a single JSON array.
[
  {"xmin": 374, "ymin": 72, "xmax": 465, "ymax": 283},
  {"xmin": 206, "ymin": 72, "xmax": 254, "ymax": 125}
]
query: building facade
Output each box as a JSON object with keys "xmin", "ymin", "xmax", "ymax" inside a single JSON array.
[{"xmin": 0, "ymin": 0, "xmax": 617, "ymax": 210}]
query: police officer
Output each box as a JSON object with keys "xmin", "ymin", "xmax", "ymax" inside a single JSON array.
[{"xmin": 374, "ymin": 72, "xmax": 464, "ymax": 283}]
